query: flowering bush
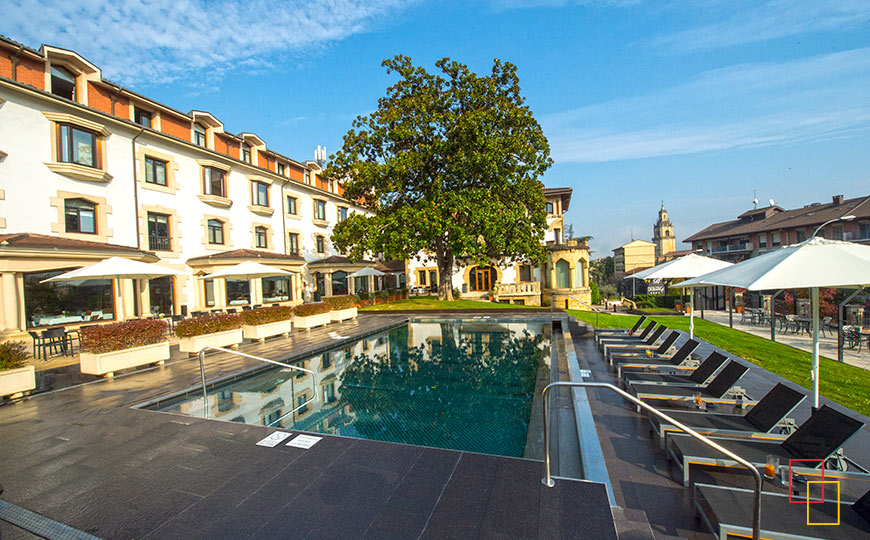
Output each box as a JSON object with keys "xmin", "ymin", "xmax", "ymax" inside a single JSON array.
[
  {"xmin": 240, "ymin": 306, "xmax": 294, "ymax": 326},
  {"xmin": 0, "ymin": 341, "xmax": 29, "ymax": 370},
  {"xmin": 324, "ymin": 295, "xmax": 357, "ymax": 310},
  {"xmin": 175, "ymin": 313, "xmax": 242, "ymax": 338},
  {"xmin": 81, "ymin": 319, "xmax": 168, "ymax": 354},
  {"xmin": 293, "ymin": 302, "xmax": 332, "ymax": 317}
]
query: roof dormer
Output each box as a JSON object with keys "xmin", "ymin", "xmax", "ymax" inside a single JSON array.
[
  {"xmin": 42, "ymin": 45, "xmax": 101, "ymax": 105},
  {"xmin": 190, "ymin": 110, "xmax": 223, "ymax": 150}
]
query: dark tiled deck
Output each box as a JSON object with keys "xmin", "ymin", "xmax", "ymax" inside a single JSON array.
[{"xmin": 0, "ymin": 314, "xmax": 617, "ymax": 539}]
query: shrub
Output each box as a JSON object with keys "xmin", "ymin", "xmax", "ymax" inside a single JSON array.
[
  {"xmin": 452, "ymin": 287, "xmax": 461, "ymax": 299},
  {"xmin": 81, "ymin": 319, "xmax": 168, "ymax": 354},
  {"xmin": 294, "ymin": 302, "xmax": 332, "ymax": 317},
  {"xmin": 175, "ymin": 313, "xmax": 242, "ymax": 338},
  {"xmin": 0, "ymin": 341, "xmax": 29, "ymax": 371},
  {"xmin": 357, "ymin": 292, "xmax": 370, "ymax": 301},
  {"xmin": 240, "ymin": 306, "xmax": 294, "ymax": 326},
  {"xmin": 590, "ymin": 281, "xmax": 601, "ymax": 304},
  {"xmin": 325, "ymin": 295, "xmax": 357, "ymax": 310}
]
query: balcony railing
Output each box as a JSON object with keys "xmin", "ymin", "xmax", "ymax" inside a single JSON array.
[
  {"xmin": 497, "ymin": 282, "xmax": 540, "ymax": 295},
  {"xmin": 844, "ymin": 231, "xmax": 870, "ymax": 242},
  {"xmin": 148, "ymin": 235, "xmax": 171, "ymax": 251}
]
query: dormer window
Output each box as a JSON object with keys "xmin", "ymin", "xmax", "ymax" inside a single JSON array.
[
  {"xmin": 277, "ymin": 163, "xmax": 285, "ymax": 176},
  {"xmin": 134, "ymin": 108, "xmax": 152, "ymax": 128},
  {"xmin": 304, "ymin": 169, "xmax": 311, "ymax": 184},
  {"xmin": 50, "ymin": 65, "xmax": 76, "ymax": 101},
  {"xmin": 242, "ymin": 143, "xmax": 251, "ymax": 164},
  {"xmin": 194, "ymin": 124, "xmax": 207, "ymax": 147}
]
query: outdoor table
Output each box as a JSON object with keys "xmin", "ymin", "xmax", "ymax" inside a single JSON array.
[
  {"xmin": 794, "ymin": 317, "xmax": 812, "ymax": 335},
  {"xmin": 34, "ymin": 315, "xmax": 84, "ymax": 326}
]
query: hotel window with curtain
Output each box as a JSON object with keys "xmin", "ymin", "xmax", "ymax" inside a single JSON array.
[
  {"xmin": 58, "ymin": 124, "xmax": 98, "ymax": 168},
  {"xmin": 254, "ymin": 226, "xmax": 268, "ymax": 248},
  {"xmin": 203, "ymin": 166, "xmax": 226, "ymax": 197},
  {"xmin": 50, "ymin": 65, "xmax": 76, "ymax": 100},
  {"xmin": 288, "ymin": 233, "xmax": 299, "ymax": 256},
  {"xmin": 194, "ymin": 124, "xmax": 207, "ymax": 147},
  {"xmin": 314, "ymin": 200, "xmax": 326, "ymax": 220},
  {"xmin": 207, "ymin": 219, "xmax": 224, "ymax": 245},
  {"xmin": 144, "ymin": 156, "xmax": 167, "ymax": 186},
  {"xmin": 251, "ymin": 181, "xmax": 269, "ymax": 207},
  {"xmin": 64, "ymin": 199, "xmax": 96, "ymax": 234},
  {"xmin": 286, "ymin": 196, "xmax": 297, "ymax": 215}
]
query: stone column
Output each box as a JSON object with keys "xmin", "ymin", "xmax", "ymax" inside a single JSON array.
[{"xmin": 1, "ymin": 272, "xmax": 20, "ymax": 330}]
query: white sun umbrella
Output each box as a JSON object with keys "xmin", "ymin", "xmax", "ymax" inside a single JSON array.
[
  {"xmin": 202, "ymin": 261, "xmax": 295, "ymax": 308},
  {"xmin": 632, "ymin": 253, "xmax": 734, "ymax": 339},
  {"xmin": 348, "ymin": 267, "xmax": 385, "ymax": 278},
  {"xmin": 677, "ymin": 237, "xmax": 870, "ymax": 408},
  {"xmin": 42, "ymin": 256, "xmax": 184, "ymax": 320}
]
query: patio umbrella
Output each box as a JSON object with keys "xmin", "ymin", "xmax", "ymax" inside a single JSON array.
[
  {"xmin": 633, "ymin": 253, "xmax": 734, "ymax": 339},
  {"xmin": 202, "ymin": 261, "xmax": 296, "ymax": 308},
  {"xmin": 348, "ymin": 267, "xmax": 385, "ymax": 278},
  {"xmin": 677, "ymin": 237, "xmax": 870, "ymax": 408},
  {"xmin": 42, "ymin": 256, "xmax": 184, "ymax": 320}
]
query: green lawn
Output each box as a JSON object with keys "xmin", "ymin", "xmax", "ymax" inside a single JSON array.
[
  {"xmin": 360, "ymin": 296, "xmax": 548, "ymax": 311},
  {"xmin": 568, "ymin": 310, "xmax": 870, "ymax": 417}
]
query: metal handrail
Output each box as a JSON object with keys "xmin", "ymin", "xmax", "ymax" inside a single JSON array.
[
  {"xmin": 541, "ymin": 381, "xmax": 762, "ymax": 540},
  {"xmin": 197, "ymin": 346, "xmax": 317, "ymax": 426},
  {"xmin": 551, "ymin": 294, "xmax": 602, "ymax": 328}
]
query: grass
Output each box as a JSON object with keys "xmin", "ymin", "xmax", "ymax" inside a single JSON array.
[
  {"xmin": 637, "ymin": 307, "xmax": 680, "ymax": 314},
  {"xmin": 360, "ymin": 296, "xmax": 548, "ymax": 311},
  {"xmin": 568, "ymin": 310, "xmax": 870, "ymax": 418}
]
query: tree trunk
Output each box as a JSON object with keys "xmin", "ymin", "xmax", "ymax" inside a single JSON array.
[{"xmin": 436, "ymin": 248, "xmax": 454, "ymax": 301}]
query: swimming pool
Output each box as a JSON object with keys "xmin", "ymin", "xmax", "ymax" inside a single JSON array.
[{"xmin": 149, "ymin": 319, "xmax": 551, "ymax": 457}]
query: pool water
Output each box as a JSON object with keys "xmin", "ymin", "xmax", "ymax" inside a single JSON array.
[{"xmin": 150, "ymin": 319, "xmax": 550, "ymax": 457}]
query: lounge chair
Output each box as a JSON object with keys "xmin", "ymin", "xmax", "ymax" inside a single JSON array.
[
  {"xmin": 629, "ymin": 360, "xmax": 749, "ymax": 411},
  {"xmin": 668, "ymin": 404, "xmax": 864, "ymax": 486},
  {"xmin": 612, "ymin": 338, "xmax": 700, "ymax": 377},
  {"xmin": 600, "ymin": 325, "xmax": 667, "ymax": 357},
  {"xmin": 606, "ymin": 330, "xmax": 679, "ymax": 362},
  {"xmin": 597, "ymin": 320, "xmax": 657, "ymax": 349},
  {"xmin": 594, "ymin": 315, "xmax": 647, "ymax": 342},
  {"xmin": 622, "ymin": 350, "xmax": 727, "ymax": 387},
  {"xmin": 694, "ymin": 482, "xmax": 870, "ymax": 539},
  {"xmin": 648, "ymin": 382, "xmax": 804, "ymax": 449}
]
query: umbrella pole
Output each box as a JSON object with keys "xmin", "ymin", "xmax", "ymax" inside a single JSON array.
[
  {"xmin": 689, "ymin": 291, "xmax": 694, "ymax": 339},
  {"xmin": 811, "ymin": 287, "xmax": 820, "ymax": 410}
]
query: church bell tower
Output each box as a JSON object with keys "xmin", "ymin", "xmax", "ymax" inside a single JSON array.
[{"xmin": 653, "ymin": 203, "xmax": 676, "ymax": 263}]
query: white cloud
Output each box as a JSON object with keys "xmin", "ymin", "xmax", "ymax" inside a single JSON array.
[
  {"xmin": 6, "ymin": 0, "xmax": 417, "ymax": 85},
  {"xmin": 543, "ymin": 47, "xmax": 870, "ymax": 163}
]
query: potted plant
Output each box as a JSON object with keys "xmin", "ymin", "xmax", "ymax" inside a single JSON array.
[
  {"xmin": 241, "ymin": 305, "xmax": 294, "ymax": 342},
  {"xmin": 325, "ymin": 295, "xmax": 358, "ymax": 322},
  {"xmin": 293, "ymin": 302, "xmax": 332, "ymax": 330},
  {"xmin": 176, "ymin": 313, "xmax": 243, "ymax": 354},
  {"xmin": 0, "ymin": 341, "xmax": 35, "ymax": 398},
  {"xmin": 80, "ymin": 319, "xmax": 169, "ymax": 377}
]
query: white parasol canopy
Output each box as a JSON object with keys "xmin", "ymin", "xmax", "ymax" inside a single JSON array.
[
  {"xmin": 348, "ymin": 267, "xmax": 385, "ymax": 278},
  {"xmin": 633, "ymin": 253, "xmax": 734, "ymax": 339},
  {"xmin": 202, "ymin": 261, "xmax": 296, "ymax": 307},
  {"xmin": 42, "ymin": 257, "xmax": 184, "ymax": 320},
  {"xmin": 677, "ymin": 237, "xmax": 870, "ymax": 408}
]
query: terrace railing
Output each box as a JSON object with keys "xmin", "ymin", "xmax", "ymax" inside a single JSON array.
[
  {"xmin": 540, "ymin": 381, "xmax": 762, "ymax": 540},
  {"xmin": 197, "ymin": 346, "xmax": 317, "ymax": 427},
  {"xmin": 497, "ymin": 282, "xmax": 540, "ymax": 295}
]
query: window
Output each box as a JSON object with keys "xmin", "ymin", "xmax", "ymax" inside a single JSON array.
[
  {"xmin": 204, "ymin": 279, "xmax": 215, "ymax": 307},
  {"xmin": 519, "ymin": 264, "xmax": 532, "ymax": 282},
  {"xmin": 144, "ymin": 156, "xmax": 167, "ymax": 186},
  {"xmin": 314, "ymin": 200, "xmax": 326, "ymax": 220},
  {"xmin": 277, "ymin": 163, "xmax": 285, "ymax": 176},
  {"xmin": 64, "ymin": 199, "xmax": 96, "ymax": 234},
  {"xmin": 758, "ymin": 233, "xmax": 767, "ymax": 248},
  {"xmin": 554, "ymin": 228, "xmax": 561, "ymax": 244},
  {"xmin": 50, "ymin": 65, "xmax": 76, "ymax": 100},
  {"xmin": 286, "ymin": 196, "xmax": 297, "ymax": 215},
  {"xmin": 207, "ymin": 219, "xmax": 224, "ymax": 244},
  {"xmin": 147, "ymin": 212, "xmax": 170, "ymax": 251},
  {"xmin": 203, "ymin": 167, "xmax": 226, "ymax": 197},
  {"xmin": 226, "ymin": 279, "xmax": 250, "ymax": 306},
  {"xmin": 149, "ymin": 275, "xmax": 175, "ymax": 315},
  {"xmin": 24, "ymin": 269, "xmax": 113, "ymax": 328},
  {"xmin": 304, "ymin": 169, "xmax": 311, "ymax": 184},
  {"xmin": 418, "ymin": 270, "xmax": 427, "ymax": 285},
  {"xmin": 255, "ymin": 226, "xmax": 268, "ymax": 248},
  {"xmin": 194, "ymin": 124, "xmax": 207, "ymax": 147},
  {"xmin": 771, "ymin": 231, "xmax": 781, "ymax": 247},
  {"xmin": 545, "ymin": 202, "xmax": 554, "ymax": 214},
  {"xmin": 796, "ymin": 229, "xmax": 807, "ymax": 242},
  {"xmin": 860, "ymin": 222, "xmax": 870, "ymax": 240},
  {"xmin": 288, "ymin": 233, "xmax": 299, "ymax": 255},
  {"xmin": 242, "ymin": 143, "xmax": 251, "ymax": 163},
  {"xmin": 262, "ymin": 276, "xmax": 290, "ymax": 302},
  {"xmin": 58, "ymin": 124, "xmax": 97, "ymax": 168},
  {"xmin": 332, "ymin": 271, "xmax": 348, "ymax": 295},
  {"xmin": 337, "ymin": 207, "xmax": 348, "ymax": 222},
  {"xmin": 831, "ymin": 224, "xmax": 844, "ymax": 241},
  {"xmin": 316, "ymin": 235, "xmax": 325, "ymax": 254},
  {"xmin": 354, "ymin": 275, "xmax": 369, "ymax": 293},
  {"xmin": 134, "ymin": 108, "xmax": 152, "ymax": 128},
  {"xmin": 469, "ymin": 266, "xmax": 496, "ymax": 291},
  {"xmin": 251, "ymin": 181, "xmax": 269, "ymax": 207}
]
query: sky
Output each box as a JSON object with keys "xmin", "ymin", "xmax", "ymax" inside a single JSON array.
[{"xmin": 6, "ymin": 0, "xmax": 870, "ymax": 257}]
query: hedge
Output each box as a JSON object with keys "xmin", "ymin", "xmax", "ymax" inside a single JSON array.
[
  {"xmin": 0, "ymin": 341, "xmax": 29, "ymax": 371},
  {"xmin": 634, "ymin": 294, "xmax": 678, "ymax": 309},
  {"xmin": 240, "ymin": 306, "xmax": 294, "ymax": 326},
  {"xmin": 175, "ymin": 313, "xmax": 242, "ymax": 338},
  {"xmin": 81, "ymin": 319, "xmax": 168, "ymax": 354},
  {"xmin": 294, "ymin": 302, "xmax": 332, "ymax": 317},
  {"xmin": 324, "ymin": 295, "xmax": 357, "ymax": 310}
]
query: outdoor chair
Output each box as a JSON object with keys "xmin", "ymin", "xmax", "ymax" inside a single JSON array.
[
  {"xmin": 629, "ymin": 360, "xmax": 749, "ymax": 411},
  {"xmin": 27, "ymin": 331, "xmax": 46, "ymax": 360},
  {"xmin": 594, "ymin": 315, "xmax": 646, "ymax": 342},
  {"xmin": 41, "ymin": 327, "xmax": 70, "ymax": 358},
  {"xmin": 599, "ymin": 325, "xmax": 667, "ymax": 357},
  {"xmin": 226, "ymin": 308, "xmax": 238, "ymax": 314},
  {"xmin": 613, "ymin": 338, "xmax": 700, "ymax": 377},
  {"xmin": 622, "ymin": 350, "xmax": 727, "ymax": 388},
  {"xmin": 191, "ymin": 311, "xmax": 207, "ymax": 317},
  {"xmin": 606, "ymin": 330, "xmax": 679, "ymax": 363},
  {"xmin": 597, "ymin": 320, "xmax": 657, "ymax": 348},
  {"xmin": 242, "ymin": 306, "xmax": 252, "ymax": 311},
  {"xmin": 647, "ymin": 382, "xmax": 805, "ymax": 449},
  {"xmin": 667, "ymin": 404, "xmax": 864, "ymax": 486},
  {"xmin": 693, "ymin": 482, "xmax": 870, "ymax": 540}
]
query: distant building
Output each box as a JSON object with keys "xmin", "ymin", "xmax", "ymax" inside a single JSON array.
[
  {"xmin": 652, "ymin": 203, "xmax": 676, "ymax": 263},
  {"xmin": 685, "ymin": 194, "xmax": 870, "ymax": 262},
  {"xmin": 613, "ymin": 239, "xmax": 655, "ymax": 281}
]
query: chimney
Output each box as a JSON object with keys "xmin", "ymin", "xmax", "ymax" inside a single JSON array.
[{"xmin": 833, "ymin": 194, "xmax": 844, "ymax": 206}]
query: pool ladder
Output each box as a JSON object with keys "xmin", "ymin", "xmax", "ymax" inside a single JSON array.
[
  {"xmin": 197, "ymin": 346, "xmax": 318, "ymax": 427},
  {"xmin": 541, "ymin": 381, "xmax": 762, "ymax": 540}
]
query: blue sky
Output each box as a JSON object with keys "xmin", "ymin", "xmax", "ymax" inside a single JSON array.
[{"xmin": 6, "ymin": 0, "xmax": 870, "ymax": 256}]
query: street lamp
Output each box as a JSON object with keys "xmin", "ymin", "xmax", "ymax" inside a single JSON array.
[{"xmin": 812, "ymin": 215, "xmax": 856, "ymax": 238}]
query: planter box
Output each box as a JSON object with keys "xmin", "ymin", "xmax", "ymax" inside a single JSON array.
[
  {"xmin": 178, "ymin": 328, "xmax": 244, "ymax": 354},
  {"xmin": 330, "ymin": 307, "xmax": 358, "ymax": 322},
  {"xmin": 294, "ymin": 312, "xmax": 331, "ymax": 330},
  {"xmin": 243, "ymin": 319, "xmax": 293, "ymax": 342},
  {"xmin": 80, "ymin": 341, "xmax": 170, "ymax": 377},
  {"xmin": 0, "ymin": 365, "xmax": 36, "ymax": 398}
]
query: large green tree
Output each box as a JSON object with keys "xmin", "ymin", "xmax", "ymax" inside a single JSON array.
[{"xmin": 327, "ymin": 55, "xmax": 553, "ymax": 300}]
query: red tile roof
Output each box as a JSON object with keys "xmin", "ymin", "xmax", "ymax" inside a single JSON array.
[{"xmin": 0, "ymin": 232, "xmax": 155, "ymax": 257}]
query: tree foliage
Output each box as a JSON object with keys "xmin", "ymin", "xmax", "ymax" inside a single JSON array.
[{"xmin": 327, "ymin": 55, "xmax": 553, "ymax": 300}]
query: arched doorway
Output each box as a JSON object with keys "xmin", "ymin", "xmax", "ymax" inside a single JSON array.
[
  {"xmin": 555, "ymin": 259, "xmax": 571, "ymax": 289},
  {"xmin": 469, "ymin": 266, "xmax": 497, "ymax": 292}
]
